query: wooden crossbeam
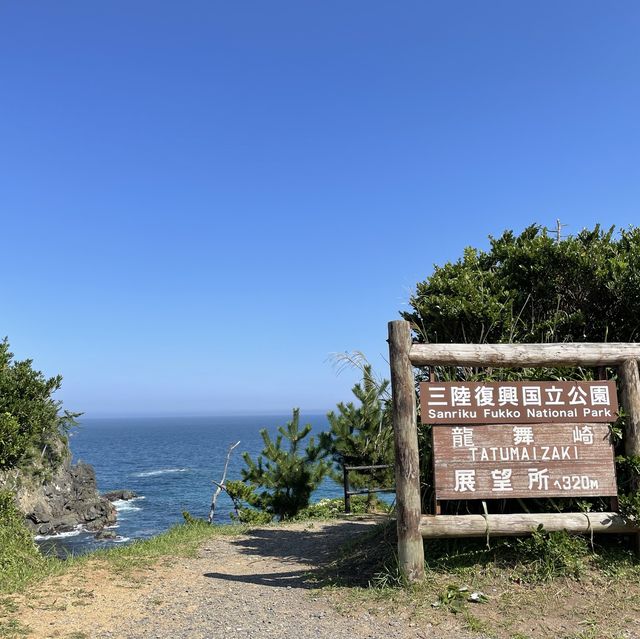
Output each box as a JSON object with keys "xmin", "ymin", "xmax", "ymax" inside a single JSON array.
[
  {"xmin": 410, "ymin": 343, "xmax": 640, "ymax": 368},
  {"xmin": 419, "ymin": 513, "xmax": 637, "ymax": 538}
]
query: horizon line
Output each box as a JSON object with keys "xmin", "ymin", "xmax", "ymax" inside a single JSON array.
[{"xmin": 78, "ymin": 409, "xmax": 333, "ymax": 419}]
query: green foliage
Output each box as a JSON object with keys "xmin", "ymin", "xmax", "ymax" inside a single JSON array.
[
  {"xmin": 0, "ymin": 339, "xmax": 80, "ymax": 471},
  {"xmin": 512, "ymin": 525, "xmax": 589, "ymax": 582},
  {"xmin": 224, "ymin": 481, "xmax": 274, "ymax": 523},
  {"xmin": 320, "ymin": 365, "xmax": 394, "ymax": 506},
  {"xmin": 181, "ymin": 510, "xmax": 207, "ymax": 524},
  {"xmin": 423, "ymin": 527, "xmax": 589, "ymax": 584},
  {"xmin": 369, "ymin": 558, "xmax": 404, "ymax": 589},
  {"xmin": 615, "ymin": 458, "xmax": 640, "ymax": 524},
  {"xmin": 403, "ymin": 224, "xmax": 640, "ymax": 345},
  {"xmin": 615, "ymin": 451, "xmax": 640, "ymax": 524},
  {"xmin": 0, "ymin": 414, "xmax": 24, "ymax": 470},
  {"xmin": 432, "ymin": 584, "xmax": 474, "ymax": 613},
  {"xmin": 0, "ymin": 491, "xmax": 46, "ymax": 593},
  {"xmin": 293, "ymin": 495, "xmax": 390, "ymax": 521},
  {"xmin": 230, "ymin": 409, "xmax": 332, "ymax": 521},
  {"xmin": 0, "ymin": 617, "xmax": 31, "ymax": 638}
]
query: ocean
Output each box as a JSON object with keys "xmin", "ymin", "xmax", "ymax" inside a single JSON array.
[{"xmin": 37, "ymin": 414, "xmax": 345, "ymax": 556}]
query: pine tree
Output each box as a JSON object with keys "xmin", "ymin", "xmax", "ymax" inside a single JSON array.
[
  {"xmin": 320, "ymin": 365, "xmax": 394, "ymax": 509},
  {"xmin": 230, "ymin": 409, "xmax": 332, "ymax": 521}
]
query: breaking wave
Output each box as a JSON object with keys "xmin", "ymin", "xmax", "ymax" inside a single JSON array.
[
  {"xmin": 133, "ymin": 468, "xmax": 189, "ymax": 478},
  {"xmin": 35, "ymin": 525, "xmax": 83, "ymax": 541},
  {"xmin": 112, "ymin": 498, "xmax": 143, "ymax": 512}
]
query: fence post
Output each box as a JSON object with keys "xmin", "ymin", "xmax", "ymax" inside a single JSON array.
[
  {"xmin": 620, "ymin": 359, "xmax": 640, "ymax": 482},
  {"xmin": 618, "ymin": 359, "xmax": 640, "ymax": 553},
  {"xmin": 388, "ymin": 320, "xmax": 425, "ymax": 582},
  {"xmin": 343, "ymin": 465, "xmax": 351, "ymax": 514}
]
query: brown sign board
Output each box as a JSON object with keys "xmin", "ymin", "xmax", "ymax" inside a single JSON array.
[
  {"xmin": 420, "ymin": 380, "xmax": 618, "ymax": 425},
  {"xmin": 432, "ymin": 423, "xmax": 617, "ymax": 500}
]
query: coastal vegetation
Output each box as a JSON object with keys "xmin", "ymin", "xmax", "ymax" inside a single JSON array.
[
  {"xmin": 0, "ymin": 340, "xmax": 112, "ymax": 595},
  {"xmin": 0, "ymin": 338, "xmax": 80, "ymax": 472},
  {"xmin": 226, "ymin": 408, "xmax": 333, "ymax": 522},
  {"xmin": 403, "ymin": 224, "xmax": 640, "ymax": 346},
  {"xmin": 320, "ymin": 363, "xmax": 394, "ymax": 509},
  {"xmin": 0, "ymin": 340, "xmax": 82, "ymax": 595},
  {"xmin": 0, "ymin": 492, "xmax": 47, "ymax": 593},
  {"xmin": 226, "ymin": 368, "xmax": 395, "ymax": 522}
]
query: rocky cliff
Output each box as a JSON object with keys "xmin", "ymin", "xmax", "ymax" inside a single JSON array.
[{"xmin": 0, "ymin": 440, "xmax": 116, "ymax": 535}]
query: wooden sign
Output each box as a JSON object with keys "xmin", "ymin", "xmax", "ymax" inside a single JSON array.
[
  {"xmin": 420, "ymin": 380, "xmax": 618, "ymax": 425},
  {"xmin": 432, "ymin": 422, "xmax": 617, "ymax": 500}
]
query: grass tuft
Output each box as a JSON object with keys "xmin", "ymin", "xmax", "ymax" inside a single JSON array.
[
  {"xmin": 0, "ymin": 492, "xmax": 54, "ymax": 594},
  {"xmin": 0, "ymin": 618, "xmax": 30, "ymax": 638}
]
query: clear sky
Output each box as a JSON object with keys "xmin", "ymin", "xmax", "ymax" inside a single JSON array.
[{"xmin": 1, "ymin": 2, "xmax": 639, "ymax": 416}]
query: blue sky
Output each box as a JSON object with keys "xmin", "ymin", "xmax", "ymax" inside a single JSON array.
[{"xmin": 1, "ymin": 2, "xmax": 639, "ymax": 416}]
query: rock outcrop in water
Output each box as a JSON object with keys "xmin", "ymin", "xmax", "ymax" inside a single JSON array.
[
  {"xmin": 102, "ymin": 489, "xmax": 138, "ymax": 502},
  {"xmin": 0, "ymin": 440, "xmax": 116, "ymax": 536}
]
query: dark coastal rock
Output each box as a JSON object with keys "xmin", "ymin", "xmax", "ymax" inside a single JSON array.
[
  {"xmin": 94, "ymin": 529, "xmax": 118, "ymax": 540},
  {"xmin": 102, "ymin": 489, "xmax": 138, "ymax": 502},
  {"xmin": 0, "ymin": 440, "xmax": 117, "ymax": 536}
]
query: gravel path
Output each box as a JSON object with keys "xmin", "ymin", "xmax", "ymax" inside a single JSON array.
[{"xmin": 16, "ymin": 519, "xmax": 475, "ymax": 639}]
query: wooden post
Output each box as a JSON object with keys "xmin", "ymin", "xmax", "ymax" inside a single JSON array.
[
  {"xmin": 388, "ymin": 320, "xmax": 425, "ymax": 582},
  {"xmin": 618, "ymin": 359, "xmax": 640, "ymax": 553},
  {"xmin": 343, "ymin": 465, "xmax": 351, "ymax": 514},
  {"xmin": 620, "ymin": 359, "xmax": 640, "ymax": 457},
  {"xmin": 620, "ymin": 359, "xmax": 640, "ymax": 482}
]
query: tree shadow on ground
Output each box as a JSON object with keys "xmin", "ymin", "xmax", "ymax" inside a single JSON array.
[
  {"xmin": 230, "ymin": 520, "xmax": 376, "ymax": 564},
  {"xmin": 203, "ymin": 518, "xmax": 394, "ymax": 590},
  {"xmin": 203, "ymin": 567, "xmax": 318, "ymax": 589}
]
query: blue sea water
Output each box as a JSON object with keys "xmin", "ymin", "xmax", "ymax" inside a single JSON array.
[{"xmin": 38, "ymin": 414, "xmax": 345, "ymax": 556}]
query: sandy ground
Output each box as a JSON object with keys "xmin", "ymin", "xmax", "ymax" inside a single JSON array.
[{"xmin": 11, "ymin": 519, "xmax": 476, "ymax": 639}]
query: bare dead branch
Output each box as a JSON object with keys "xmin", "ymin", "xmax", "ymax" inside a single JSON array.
[{"xmin": 208, "ymin": 441, "xmax": 240, "ymax": 524}]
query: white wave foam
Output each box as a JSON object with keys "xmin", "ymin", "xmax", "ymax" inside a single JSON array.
[
  {"xmin": 134, "ymin": 468, "xmax": 189, "ymax": 478},
  {"xmin": 112, "ymin": 536, "xmax": 131, "ymax": 543},
  {"xmin": 112, "ymin": 500, "xmax": 142, "ymax": 512},
  {"xmin": 35, "ymin": 525, "xmax": 83, "ymax": 541}
]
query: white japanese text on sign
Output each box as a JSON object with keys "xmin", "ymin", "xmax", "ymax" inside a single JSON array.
[{"xmin": 421, "ymin": 381, "xmax": 617, "ymax": 424}]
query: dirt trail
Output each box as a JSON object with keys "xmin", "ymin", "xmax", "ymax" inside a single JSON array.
[{"xmin": 13, "ymin": 519, "xmax": 474, "ymax": 639}]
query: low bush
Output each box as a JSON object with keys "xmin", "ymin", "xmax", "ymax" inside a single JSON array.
[
  {"xmin": 512, "ymin": 525, "xmax": 589, "ymax": 582},
  {"xmin": 294, "ymin": 495, "xmax": 391, "ymax": 521}
]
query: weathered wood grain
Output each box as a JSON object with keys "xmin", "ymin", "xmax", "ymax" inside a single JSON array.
[
  {"xmin": 419, "ymin": 512, "xmax": 638, "ymax": 538},
  {"xmin": 619, "ymin": 359, "xmax": 640, "ymax": 512},
  {"xmin": 388, "ymin": 320, "xmax": 424, "ymax": 582},
  {"xmin": 432, "ymin": 423, "xmax": 617, "ymax": 500},
  {"xmin": 620, "ymin": 359, "xmax": 640, "ymax": 459},
  {"xmin": 410, "ymin": 342, "xmax": 640, "ymax": 367}
]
